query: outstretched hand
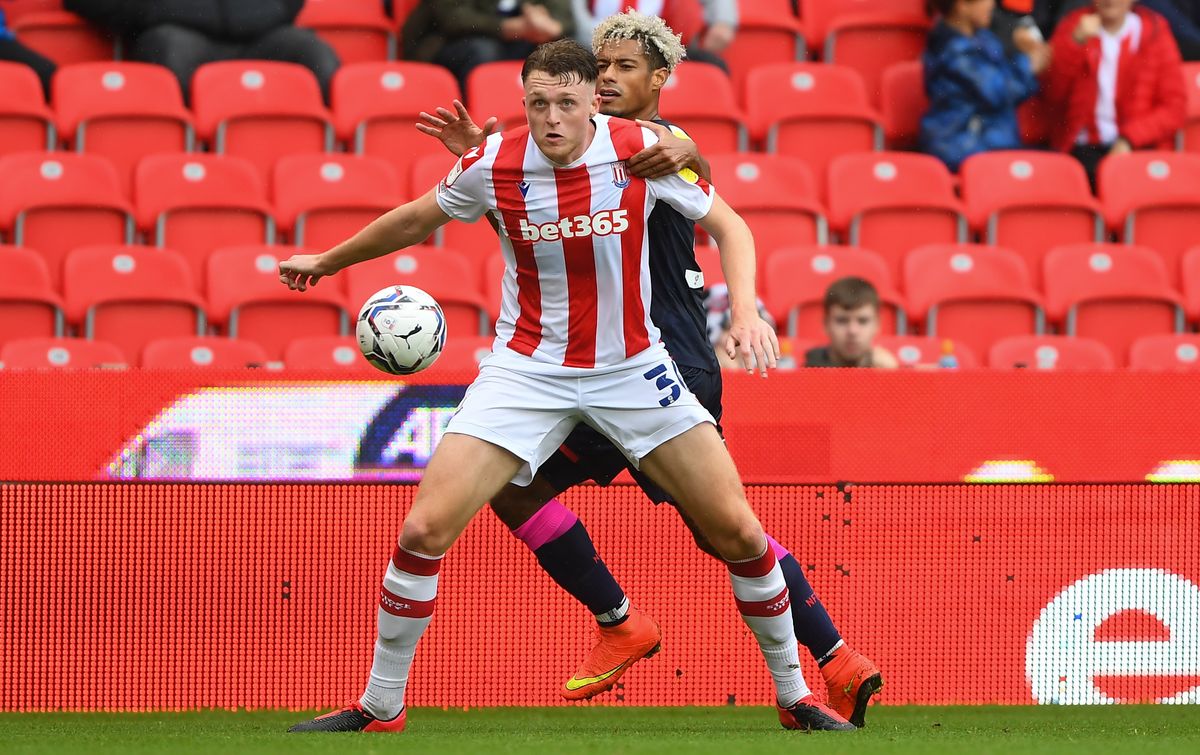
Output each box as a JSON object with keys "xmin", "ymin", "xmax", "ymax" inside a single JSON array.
[
  {"xmin": 416, "ymin": 100, "xmax": 498, "ymax": 158},
  {"xmin": 723, "ymin": 313, "xmax": 780, "ymax": 377},
  {"xmin": 628, "ymin": 119, "xmax": 700, "ymax": 180},
  {"xmin": 278, "ymin": 253, "xmax": 330, "ymax": 292}
]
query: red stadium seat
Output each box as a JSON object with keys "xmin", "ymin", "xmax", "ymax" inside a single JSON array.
[
  {"xmin": 141, "ymin": 336, "xmax": 269, "ymax": 369},
  {"xmin": 1178, "ymin": 62, "xmax": 1200, "ymax": 152},
  {"xmin": 987, "ymin": 335, "xmax": 1115, "ymax": 370},
  {"xmin": 799, "ymin": 0, "xmax": 927, "ymax": 53},
  {"xmin": 744, "ymin": 63, "xmax": 881, "ymax": 195},
  {"xmin": 658, "ymin": 62, "xmax": 748, "ymax": 152},
  {"xmin": 1, "ymin": 1, "xmax": 64, "ymax": 25},
  {"xmin": 904, "ymin": 244, "xmax": 1043, "ymax": 359},
  {"xmin": 1183, "ymin": 247, "xmax": 1200, "ymax": 325},
  {"xmin": 0, "ymin": 244, "xmax": 63, "ymax": 347},
  {"xmin": 1043, "ymin": 244, "xmax": 1185, "ymax": 365},
  {"xmin": 411, "ymin": 153, "xmax": 502, "ymax": 268},
  {"xmin": 764, "ymin": 246, "xmax": 904, "ymax": 339},
  {"xmin": 1128, "ymin": 334, "xmax": 1200, "ymax": 371},
  {"xmin": 875, "ymin": 335, "xmax": 979, "ymax": 368},
  {"xmin": 344, "ymin": 247, "xmax": 489, "ymax": 337},
  {"xmin": 721, "ymin": 0, "xmax": 805, "ymax": 89},
  {"xmin": 62, "ymin": 245, "xmax": 206, "ymax": 360},
  {"xmin": 820, "ymin": 10, "xmax": 928, "ymax": 107},
  {"xmin": 135, "ymin": 153, "xmax": 275, "ymax": 286},
  {"xmin": 423, "ymin": 334, "xmax": 495, "ymax": 377},
  {"xmin": 827, "ymin": 152, "xmax": 965, "ymax": 283},
  {"xmin": 706, "ymin": 154, "xmax": 827, "ymax": 258},
  {"xmin": 10, "ymin": 11, "xmax": 114, "ymax": 66},
  {"xmin": 0, "ymin": 152, "xmax": 133, "ymax": 287},
  {"xmin": 466, "ymin": 61, "xmax": 526, "ymax": 131},
  {"xmin": 0, "ymin": 336, "xmax": 125, "ymax": 369},
  {"xmin": 283, "ymin": 335, "xmax": 376, "ymax": 373},
  {"xmin": 53, "ymin": 62, "xmax": 193, "ymax": 194},
  {"xmin": 207, "ymin": 245, "xmax": 349, "ymax": 359},
  {"xmin": 296, "ymin": 0, "xmax": 394, "ymax": 65},
  {"xmin": 273, "ymin": 154, "xmax": 402, "ymax": 248},
  {"xmin": 960, "ymin": 151, "xmax": 1102, "ymax": 288},
  {"xmin": 0, "ymin": 62, "xmax": 54, "ymax": 157},
  {"xmin": 879, "ymin": 60, "xmax": 925, "ymax": 150},
  {"xmin": 191, "ymin": 61, "xmax": 334, "ymax": 180},
  {"xmin": 332, "ymin": 62, "xmax": 461, "ymax": 189},
  {"xmin": 1099, "ymin": 153, "xmax": 1200, "ymax": 284}
]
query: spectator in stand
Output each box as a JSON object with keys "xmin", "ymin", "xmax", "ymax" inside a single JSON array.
[
  {"xmin": 402, "ymin": 0, "xmax": 575, "ymax": 92},
  {"xmin": 920, "ymin": 0, "xmax": 1050, "ymax": 172},
  {"xmin": 803, "ymin": 278, "xmax": 898, "ymax": 369},
  {"xmin": 1050, "ymin": 0, "xmax": 1200, "ymax": 59},
  {"xmin": 572, "ymin": 1, "xmax": 738, "ymax": 72},
  {"xmin": 0, "ymin": 6, "xmax": 56, "ymax": 98},
  {"xmin": 1042, "ymin": 0, "xmax": 1187, "ymax": 187},
  {"xmin": 65, "ymin": 0, "xmax": 340, "ymax": 102}
]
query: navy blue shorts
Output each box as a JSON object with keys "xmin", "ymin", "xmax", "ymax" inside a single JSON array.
[{"xmin": 538, "ymin": 365, "xmax": 723, "ymax": 504}]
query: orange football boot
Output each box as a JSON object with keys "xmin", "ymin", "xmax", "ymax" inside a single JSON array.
[
  {"xmin": 562, "ymin": 606, "xmax": 661, "ymax": 700},
  {"xmin": 288, "ymin": 703, "xmax": 407, "ymax": 733},
  {"xmin": 821, "ymin": 646, "xmax": 884, "ymax": 727}
]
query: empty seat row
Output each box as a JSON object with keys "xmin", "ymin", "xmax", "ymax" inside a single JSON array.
[
  {"xmin": 0, "ymin": 243, "xmax": 489, "ymax": 362},
  {"xmin": 6, "ymin": 331, "xmax": 1200, "ymax": 372}
]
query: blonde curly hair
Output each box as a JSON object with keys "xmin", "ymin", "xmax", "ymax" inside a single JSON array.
[{"xmin": 591, "ymin": 9, "xmax": 687, "ymax": 72}]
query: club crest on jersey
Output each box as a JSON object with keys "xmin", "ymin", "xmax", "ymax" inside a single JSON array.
[
  {"xmin": 611, "ymin": 162, "xmax": 630, "ymax": 189},
  {"xmin": 517, "ymin": 180, "xmax": 530, "ymax": 197}
]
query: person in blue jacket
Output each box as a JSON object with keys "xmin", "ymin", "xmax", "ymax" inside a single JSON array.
[
  {"xmin": 0, "ymin": 7, "xmax": 56, "ymax": 99},
  {"xmin": 919, "ymin": 0, "xmax": 1050, "ymax": 172}
]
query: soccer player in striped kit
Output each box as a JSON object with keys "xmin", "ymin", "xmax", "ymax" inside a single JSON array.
[
  {"xmin": 415, "ymin": 10, "xmax": 883, "ymax": 727},
  {"xmin": 280, "ymin": 38, "xmax": 852, "ymax": 734}
]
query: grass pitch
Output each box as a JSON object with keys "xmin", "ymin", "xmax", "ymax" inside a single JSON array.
[{"xmin": 2, "ymin": 705, "xmax": 1197, "ymax": 754}]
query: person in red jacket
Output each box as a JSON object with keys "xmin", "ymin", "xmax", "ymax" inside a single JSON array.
[{"xmin": 1042, "ymin": 0, "xmax": 1187, "ymax": 186}]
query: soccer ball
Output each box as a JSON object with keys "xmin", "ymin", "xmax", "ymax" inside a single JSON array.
[{"xmin": 356, "ymin": 285, "xmax": 447, "ymax": 375}]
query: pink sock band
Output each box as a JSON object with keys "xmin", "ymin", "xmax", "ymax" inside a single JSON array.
[
  {"xmin": 511, "ymin": 499, "xmax": 578, "ymax": 551},
  {"xmin": 765, "ymin": 534, "xmax": 790, "ymax": 561}
]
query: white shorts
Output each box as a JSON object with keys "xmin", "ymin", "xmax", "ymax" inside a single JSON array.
[{"xmin": 444, "ymin": 344, "xmax": 715, "ymax": 485}]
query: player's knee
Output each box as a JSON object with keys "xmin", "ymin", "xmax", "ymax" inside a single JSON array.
[
  {"xmin": 399, "ymin": 516, "xmax": 452, "ymax": 557},
  {"xmin": 709, "ymin": 519, "xmax": 767, "ymax": 563}
]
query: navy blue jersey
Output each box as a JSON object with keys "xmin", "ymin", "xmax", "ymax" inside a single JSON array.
[{"xmin": 645, "ymin": 118, "xmax": 720, "ymax": 372}]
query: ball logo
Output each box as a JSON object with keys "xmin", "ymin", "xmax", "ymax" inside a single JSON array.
[{"xmin": 517, "ymin": 209, "xmax": 629, "ymax": 242}]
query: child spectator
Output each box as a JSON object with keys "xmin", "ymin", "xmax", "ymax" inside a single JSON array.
[
  {"xmin": 920, "ymin": 0, "xmax": 1048, "ymax": 172},
  {"xmin": 1042, "ymin": 0, "xmax": 1187, "ymax": 186},
  {"xmin": 803, "ymin": 278, "xmax": 898, "ymax": 369}
]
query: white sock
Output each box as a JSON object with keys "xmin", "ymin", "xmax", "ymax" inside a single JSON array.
[
  {"xmin": 359, "ymin": 545, "xmax": 441, "ymax": 719},
  {"xmin": 727, "ymin": 547, "xmax": 812, "ymax": 707}
]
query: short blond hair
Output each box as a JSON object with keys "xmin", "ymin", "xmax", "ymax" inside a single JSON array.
[{"xmin": 592, "ymin": 9, "xmax": 686, "ymax": 72}]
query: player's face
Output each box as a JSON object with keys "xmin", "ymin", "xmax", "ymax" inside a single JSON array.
[
  {"xmin": 595, "ymin": 39, "xmax": 668, "ymax": 120},
  {"xmin": 523, "ymin": 70, "xmax": 601, "ymax": 165},
  {"xmin": 825, "ymin": 304, "xmax": 879, "ymax": 364}
]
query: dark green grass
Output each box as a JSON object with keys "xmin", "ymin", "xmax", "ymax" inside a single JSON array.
[{"xmin": 2, "ymin": 706, "xmax": 1198, "ymax": 754}]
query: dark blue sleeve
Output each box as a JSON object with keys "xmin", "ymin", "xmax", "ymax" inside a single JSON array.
[
  {"xmin": 934, "ymin": 37, "xmax": 1038, "ymax": 108},
  {"xmin": 0, "ymin": 8, "xmax": 11, "ymax": 40}
]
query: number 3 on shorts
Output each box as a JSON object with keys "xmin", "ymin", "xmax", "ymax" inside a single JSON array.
[{"xmin": 643, "ymin": 363, "xmax": 682, "ymax": 407}]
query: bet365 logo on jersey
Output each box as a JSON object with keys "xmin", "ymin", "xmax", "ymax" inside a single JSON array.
[{"xmin": 517, "ymin": 210, "xmax": 629, "ymax": 242}]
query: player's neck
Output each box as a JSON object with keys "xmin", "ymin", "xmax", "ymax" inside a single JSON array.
[{"xmin": 611, "ymin": 101, "xmax": 660, "ymax": 123}]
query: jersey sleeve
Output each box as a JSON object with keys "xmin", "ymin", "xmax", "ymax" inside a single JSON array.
[
  {"xmin": 639, "ymin": 126, "xmax": 716, "ymax": 221},
  {"xmin": 434, "ymin": 141, "xmax": 492, "ymax": 223}
]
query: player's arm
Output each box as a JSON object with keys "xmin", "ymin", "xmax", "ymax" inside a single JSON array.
[
  {"xmin": 695, "ymin": 195, "xmax": 779, "ymax": 376},
  {"xmin": 628, "ymin": 120, "xmax": 712, "ymax": 182},
  {"xmin": 278, "ymin": 189, "xmax": 450, "ymax": 291},
  {"xmin": 415, "ymin": 100, "xmax": 502, "ymax": 233}
]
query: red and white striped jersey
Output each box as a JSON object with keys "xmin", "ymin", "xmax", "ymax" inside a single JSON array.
[{"xmin": 435, "ymin": 113, "xmax": 715, "ymax": 370}]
